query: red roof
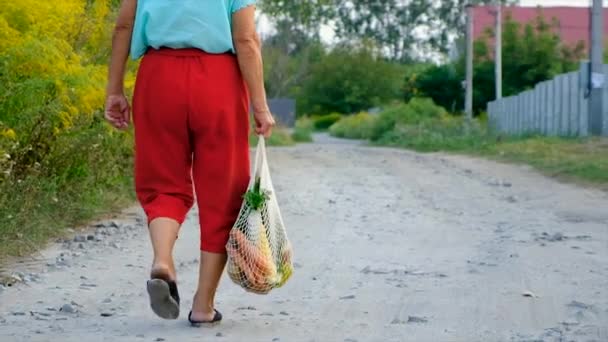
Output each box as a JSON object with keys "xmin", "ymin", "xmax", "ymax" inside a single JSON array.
[{"xmin": 472, "ymin": 5, "xmax": 608, "ymax": 50}]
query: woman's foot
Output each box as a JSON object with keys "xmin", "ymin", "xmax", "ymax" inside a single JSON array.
[
  {"xmin": 188, "ymin": 309, "xmax": 223, "ymax": 326},
  {"xmin": 190, "ymin": 293, "xmax": 219, "ymax": 322},
  {"xmin": 148, "ymin": 263, "xmax": 180, "ymax": 320},
  {"xmin": 146, "ymin": 262, "xmax": 180, "ymax": 319},
  {"xmin": 190, "ymin": 251, "xmax": 228, "ymax": 323},
  {"xmin": 146, "ymin": 218, "xmax": 182, "ymax": 319},
  {"xmin": 147, "ymin": 278, "xmax": 180, "ymax": 319}
]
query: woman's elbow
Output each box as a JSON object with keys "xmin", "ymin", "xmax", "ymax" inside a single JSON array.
[
  {"xmin": 234, "ymin": 32, "xmax": 260, "ymax": 49},
  {"xmin": 114, "ymin": 19, "xmax": 134, "ymax": 34}
]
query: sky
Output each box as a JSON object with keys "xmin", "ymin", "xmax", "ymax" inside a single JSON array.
[
  {"xmin": 520, "ymin": 0, "xmax": 591, "ymax": 5},
  {"xmin": 259, "ymin": 0, "xmax": 598, "ymax": 44}
]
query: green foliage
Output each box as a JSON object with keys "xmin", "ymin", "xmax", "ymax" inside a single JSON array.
[
  {"xmin": 291, "ymin": 117, "xmax": 314, "ymax": 142},
  {"xmin": 0, "ymin": 1, "xmax": 139, "ymax": 261},
  {"xmin": 249, "ymin": 127, "xmax": 296, "ymax": 147},
  {"xmin": 497, "ymin": 13, "xmax": 585, "ymax": 96},
  {"xmin": 334, "ymin": 0, "xmax": 430, "ymax": 61},
  {"xmin": 412, "ymin": 13, "xmax": 586, "ymax": 114},
  {"xmin": 262, "ymin": 21, "xmax": 326, "ymax": 99},
  {"xmin": 244, "ymin": 177, "xmax": 269, "ymax": 211},
  {"xmin": 297, "ymin": 44, "xmax": 403, "ymax": 115},
  {"xmin": 410, "ymin": 64, "xmax": 464, "ymax": 113},
  {"xmin": 329, "ymin": 112, "xmax": 377, "ymax": 140},
  {"xmin": 0, "ymin": 116, "xmax": 134, "ymax": 261},
  {"xmin": 372, "ymin": 115, "xmax": 490, "ymax": 152},
  {"xmin": 326, "ymin": 96, "xmax": 608, "ymax": 187},
  {"xmin": 259, "ymin": 0, "xmax": 332, "ymax": 34},
  {"xmin": 370, "ymin": 98, "xmax": 447, "ymax": 141},
  {"xmin": 312, "ymin": 113, "xmax": 343, "ymax": 131}
]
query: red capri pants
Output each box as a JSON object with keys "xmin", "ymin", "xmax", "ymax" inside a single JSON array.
[{"xmin": 133, "ymin": 48, "xmax": 250, "ymax": 253}]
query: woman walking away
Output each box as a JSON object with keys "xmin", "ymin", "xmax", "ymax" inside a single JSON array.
[{"xmin": 104, "ymin": 0, "xmax": 275, "ymax": 325}]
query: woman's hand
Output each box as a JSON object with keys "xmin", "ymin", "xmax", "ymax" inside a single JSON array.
[
  {"xmin": 104, "ymin": 94, "xmax": 131, "ymax": 130},
  {"xmin": 253, "ymin": 109, "xmax": 275, "ymax": 138},
  {"xmin": 232, "ymin": 6, "xmax": 275, "ymax": 138},
  {"xmin": 105, "ymin": 0, "xmax": 136, "ymax": 130}
]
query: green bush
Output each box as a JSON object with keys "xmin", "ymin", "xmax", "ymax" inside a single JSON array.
[
  {"xmin": 372, "ymin": 116, "xmax": 490, "ymax": 152},
  {"xmin": 329, "ymin": 112, "xmax": 376, "ymax": 140},
  {"xmin": 363, "ymin": 97, "xmax": 495, "ymax": 151},
  {"xmin": 312, "ymin": 113, "xmax": 342, "ymax": 130},
  {"xmin": 292, "ymin": 117, "xmax": 314, "ymax": 142},
  {"xmin": 250, "ymin": 126, "xmax": 295, "ymax": 147},
  {"xmin": 0, "ymin": 114, "xmax": 134, "ymax": 261},
  {"xmin": 370, "ymin": 98, "xmax": 447, "ymax": 142},
  {"xmin": 297, "ymin": 45, "xmax": 403, "ymax": 115},
  {"xmin": 0, "ymin": 2, "xmax": 138, "ymax": 261}
]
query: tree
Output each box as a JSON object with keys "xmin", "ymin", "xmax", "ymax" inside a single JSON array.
[
  {"xmin": 413, "ymin": 12, "xmax": 586, "ymax": 114},
  {"xmin": 258, "ymin": 0, "xmax": 333, "ymax": 39},
  {"xmin": 334, "ymin": 0, "xmax": 432, "ymax": 62},
  {"xmin": 411, "ymin": 64, "xmax": 464, "ymax": 113},
  {"xmin": 480, "ymin": 12, "xmax": 585, "ymax": 97},
  {"xmin": 332, "ymin": 0, "xmax": 518, "ymax": 61},
  {"xmin": 435, "ymin": 0, "xmax": 518, "ymax": 54},
  {"xmin": 297, "ymin": 43, "xmax": 403, "ymax": 115},
  {"xmin": 261, "ymin": 20, "xmax": 325, "ymax": 98}
]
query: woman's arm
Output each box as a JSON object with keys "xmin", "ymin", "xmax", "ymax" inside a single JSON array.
[
  {"xmin": 232, "ymin": 6, "xmax": 275, "ymax": 137},
  {"xmin": 105, "ymin": 0, "xmax": 137, "ymax": 130}
]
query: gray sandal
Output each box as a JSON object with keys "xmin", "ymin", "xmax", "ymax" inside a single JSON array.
[{"xmin": 146, "ymin": 278, "xmax": 180, "ymax": 320}]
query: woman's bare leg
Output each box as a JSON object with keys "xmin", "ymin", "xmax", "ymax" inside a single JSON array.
[
  {"xmin": 148, "ymin": 218, "xmax": 180, "ymax": 280},
  {"xmin": 190, "ymin": 251, "xmax": 227, "ymax": 321}
]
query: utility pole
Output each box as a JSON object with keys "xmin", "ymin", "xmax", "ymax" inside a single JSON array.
[
  {"xmin": 495, "ymin": 1, "xmax": 502, "ymax": 100},
  {"xmin": 465, "ymin": 4, "xmax": 474, "ymax": 122},
  {"xmin": 589, "ymin": 0, "xmax": 604, "ymax": 135}
]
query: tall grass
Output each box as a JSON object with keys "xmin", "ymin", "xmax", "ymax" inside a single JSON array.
[
  {"xmin": 329, "ymin": 112, "xmax": 376, "ymax": 139},
  {"xmin": 329, "ymin": 97, "xmax": 608, "ymax": 186}
]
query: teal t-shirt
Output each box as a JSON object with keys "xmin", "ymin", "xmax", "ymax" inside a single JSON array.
[{"xmin": 130, "ymin": 0, "xmax": 256, "ymax": 60}]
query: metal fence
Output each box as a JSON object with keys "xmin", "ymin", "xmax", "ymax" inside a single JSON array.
[{"xmin": 487, "ymin": 62, "xmax": 608, "ymax": 136}]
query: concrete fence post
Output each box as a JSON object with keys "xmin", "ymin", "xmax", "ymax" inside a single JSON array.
[
  {"xmin": 517, "ymin": 93, "xmax": 523, "ymax": 135},
  {"xmin": 579, "ymin": 62, "xmax": 590, "ymax": 136},
  {"xmin": 547, "ymin": 79, "xmax": 556, "ymax": 136},
  {"xmin": 499, "ymin": 99, "xmax": 509, "ymax": 133},
  {"xmin": 488, "ymin": 101, "xmax": 495, "ymax": 131},
  {"xmin": 603, "ymin": 64, "xmax": 608, "ymax": 135},
  {"xmin": 553, "ymin": 75, "xmax": 564, "ymax": 136},
  {"xmin": 535, "ymin": 89, "xmax": 540, "ymax": 134},
  {"xmin": 524, "ymin": 91, "xmax": 529, "ymax": 134},
  {"xmin": 530, "ymin": 90, "xmax": 535, "ymax": 134},
  {"xmin": 569, "ymin": 72, "xmax": 579, "ymax": 136},
  {"xmin": 508, "ymin": 97, "xmax": 516, "ymax": 134},
  {"xmin": 503, "ymin": 98, "xmax": 508, "ymax": 134},
  {"xmin": 540, "ymin": 82, "xmax": 547, "ymax": 134},
  {"xmin": 519, "ymin": 93, "xmax": 530, "ymax": 134},
  {"xmin": 559, "ymin": 75, "xmax": 569, "ymax": 136},
  {"xmin": 503, "ymin": 100, "xmax": 508, "ymax": 133},
  {"xmin": 520, "ymin": 92, "xmax": 526, "ymax": 135},
  {"xmin": 524, "ymin": 90, "xmax": 536, "ymax": 134},
  {"xmin": 495, "ymin": 101, "xmax": 502, "ymax": 132}
]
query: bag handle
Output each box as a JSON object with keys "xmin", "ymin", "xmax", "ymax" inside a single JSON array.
[{"xmin": 249, "ymin": 135, "xmax": 267, "ymax": 188}]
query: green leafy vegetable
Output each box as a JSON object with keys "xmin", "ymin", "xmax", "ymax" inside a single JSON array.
[{"xmin": 243, "ymin": 177, "xmax": 269, "ymax": 210}]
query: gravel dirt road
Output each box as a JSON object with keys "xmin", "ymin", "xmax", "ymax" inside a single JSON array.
[{"xmin": 1, "ymin": 134, "xmax": 607, "ymax": 342}]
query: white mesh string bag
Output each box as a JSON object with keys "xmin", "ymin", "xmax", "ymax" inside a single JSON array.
[{"xmin": 226, "ymin": 137, "xmax": 293, "ymax": 294}]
